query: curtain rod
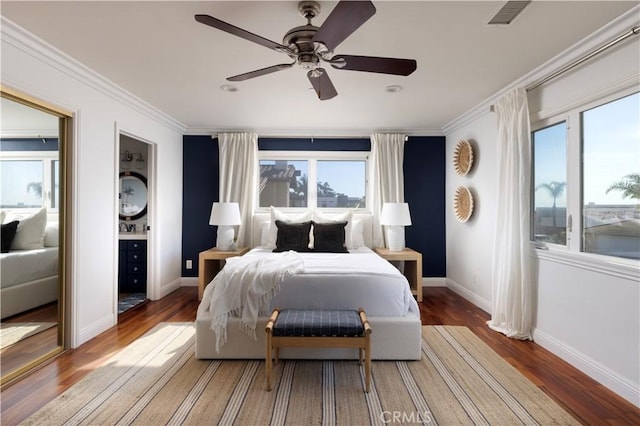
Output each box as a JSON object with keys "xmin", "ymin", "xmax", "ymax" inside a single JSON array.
[
  {"xmin": 526, "ymin": 25, "xmax": 640, "ymax": 92},
  {"xmin": 490, "ymin": 25, "xmax": 639, "ymax": 112}
]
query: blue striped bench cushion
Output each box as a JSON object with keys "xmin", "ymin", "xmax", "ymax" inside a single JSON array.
[{"xmin": 272, "ymin": 310, "xmax": 364, "ymax": 337}]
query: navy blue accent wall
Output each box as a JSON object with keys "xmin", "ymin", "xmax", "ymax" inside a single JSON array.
[
  {"xmin": 182, "ymin": 135, "xmax": 219, "ymax": 277},
  {"xmin": 182, "ymin": 135, "xmax": 446, "ymax": 278},
  {"xmin": 404, "ymin": 136, "xmax": 446, "ymax": 277},
  {"xmin": 259, "ymin": 137, "xmax": 370, "ymax": 151},
  {"xmin": 0, "ymin": 138, "xmax": 59, "ymax": 151}
]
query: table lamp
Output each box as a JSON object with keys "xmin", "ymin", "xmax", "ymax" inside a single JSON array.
[
  {"xmin": 209, "ymin": 202, "xmax": 242, "ymax": 250},
  {"xmin": 380, "ymin": 202, "xmax": 412, "ymax": 251}
]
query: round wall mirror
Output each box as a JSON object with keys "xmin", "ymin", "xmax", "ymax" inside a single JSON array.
[{"xmin": 119, "ymin": 171, "xmax": 147, "ymax": 220}]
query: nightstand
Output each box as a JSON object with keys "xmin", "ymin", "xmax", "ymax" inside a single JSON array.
[
  {"xmin": 198, "ymin": 247, "xmax": 250, "ymax": 300},
  {"xmin": 373, "ymin": 247, "xmax": 423, "ymax": 302}
]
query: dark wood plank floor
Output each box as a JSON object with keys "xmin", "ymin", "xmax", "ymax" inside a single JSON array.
[{"xmin": 1, "ymin": 286, "xmax": 639, "ymax": 425}]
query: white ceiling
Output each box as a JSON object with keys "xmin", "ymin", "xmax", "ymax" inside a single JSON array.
[{"xmin": 1, "ymin": 1, "xmax": 636, "ymax": 136}]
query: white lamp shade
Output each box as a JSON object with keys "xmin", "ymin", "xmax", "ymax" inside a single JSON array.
[
  {"xmin": 380, "ymin": 203, "xmax": 412, "ymax": 226},
  {"xmin": 209, "ymin": 202, "xmax": 242, "ymax": 226}
]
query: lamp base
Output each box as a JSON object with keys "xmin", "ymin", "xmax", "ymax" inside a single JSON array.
[
  {"xmin": 216, "ymin": 226, "xmax": 235, "ymax": 251},
  {"xmin": 385, "ymin": 225, "xmax": 405, "ymax": 252}
]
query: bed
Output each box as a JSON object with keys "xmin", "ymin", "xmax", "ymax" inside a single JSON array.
[
  {"xmin": 195, "ymin": 210, "xmax": 422, "ymax": 360},
  {"xmin": 1, "ymin": 208, "xmax": 59, "ymax": 319}
]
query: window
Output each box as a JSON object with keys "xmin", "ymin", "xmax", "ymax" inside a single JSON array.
[
  {"xmin": 258, "ymin": 152, "xmax": 368, "ymax": 209},
  {"xmin": 581, "ymin": 93, "xmax": 639, "ymax": 260},
  {"xmin": 531, "ymin": 91, "xmax": 639, "ymax": 262},
  {"xmin": 0, "ymin": 152, "xmax": 58, "ymax": 211},
  {"xmin": 532, "ymin": 122, "xmax": 567, "ymax": 245},
  {"xmin": 317, "ymin": 160, "xmax": 366, "ymax": 208},
  {"xmin": 259, "ymin": 159, "xmax": 308, "ymax": 208}
]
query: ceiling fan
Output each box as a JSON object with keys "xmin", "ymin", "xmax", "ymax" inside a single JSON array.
[{"xmin": 195, "ymin": 1, "xmax": 417, "ymax": 100}]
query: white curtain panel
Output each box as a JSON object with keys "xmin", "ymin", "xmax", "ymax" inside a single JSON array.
[
  {"xmin": 370, "ymin": 133, "xmax": 406, "ymax": 248},
  {"xmin": 218, "ymin": 132, "xmax": 258, "ymax": 247},
  {"xmin": 487, "ymin": 88, "xmax": 533, "ymax": 340}
]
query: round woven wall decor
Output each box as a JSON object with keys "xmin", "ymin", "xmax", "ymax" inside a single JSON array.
[
  {"xmin": 453, "ymin": 140, "xmax": 474, "ymax": 176},
  {"xmin": 453, "ymin": 185, "xmax": 474, "ymax": 223}
]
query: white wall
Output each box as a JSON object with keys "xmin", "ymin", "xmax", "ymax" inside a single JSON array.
[
  {"xmin": 443, "ymin": 9, "xmax": 639, "ymax": 406},
  {"xmin": 1, "ymin": 18, "xmax": 186, "ymax": 347}
]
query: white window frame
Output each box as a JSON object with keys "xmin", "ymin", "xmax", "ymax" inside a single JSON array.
[
  {"xmin": 0, "ymin": 150, "xmax": 59, "ymax": 213},
  {"xmin": 530, "ymin": 86, "xmax": 639, "ymax": 276},
  {"xmin": 257, "ymin": 150, "xmax": 370, "ymax": 212}
]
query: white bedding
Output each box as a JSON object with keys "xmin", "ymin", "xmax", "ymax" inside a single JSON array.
[
  {"xmin": 200, "ymin": 247, "xmax": 419, "ymax": 319},
  {"xmin": 196, "ymin": 246, "xmax": 422, "ymax": 360},
  {"xmin": 0, "ymin": 247, "xmax": 58, "ymax": 289}
]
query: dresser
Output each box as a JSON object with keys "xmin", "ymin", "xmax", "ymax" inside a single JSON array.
[{"xmin": 118, "ymin": 239, "xmax": 147, "ymax": 293}]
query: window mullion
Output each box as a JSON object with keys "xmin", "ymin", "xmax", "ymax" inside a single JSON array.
[
  {"xmin": 566, "ymin": 112, "xmax": 582, "ymax": 253},
  {"xmin": 308, "ymin": 159, "xmax": 318, "ymax": 208}
]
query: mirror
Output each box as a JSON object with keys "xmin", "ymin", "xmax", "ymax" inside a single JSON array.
[
  {"xmin": 119, "ymin": 171, "xmax": 147, "ymax": 220},
  {"xmin": 1, "ymin": 90, "xmax": 68, "ymax": 385}
]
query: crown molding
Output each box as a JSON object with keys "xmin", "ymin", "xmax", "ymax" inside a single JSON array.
[
  {"xmin": 442, "ymin": 5, "xmax": 640, "ymax": 135},
  {"xmin": 1, "ymin": 17, "xmax": 186, "ymax": 134},
  {"xmin": 183, "ymin": 126, "xmax": 444, "ymax": 137}
]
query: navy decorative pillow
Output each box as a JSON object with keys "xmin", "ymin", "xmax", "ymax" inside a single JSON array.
[
  {"xmin": 273, "ymin": 220, "xmax": 312, "ymax": 252},
  {"xmin": 312, "ymin": 221, "xmax": 348, "ymax": 253},
  {"xmin": 1, "ymin": 220, "xmax": 19, "ymax": 253}
]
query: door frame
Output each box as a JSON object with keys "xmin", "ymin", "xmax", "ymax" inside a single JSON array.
[{"xmin": 114, "ymin": 126, "xmax": 156, "ymax": 315}]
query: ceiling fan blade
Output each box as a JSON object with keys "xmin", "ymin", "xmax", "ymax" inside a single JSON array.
[
  {"xmin": 312, "ymin": 1, "xmax": 376, "ymax": 51},
  {"xmin": 227, "ymin": 63, "xmax": 294, "ymax": 82},
  {"xmin": 195, "ymin": 14, "xmax": 291, "ymax": 54},
  {"xmin": 330, "ymin": 55, "xmax": 417, "ymax": 76},
  {"xmin": 307, "ymin": 69, "xmax": 338, "ymax": 101}
]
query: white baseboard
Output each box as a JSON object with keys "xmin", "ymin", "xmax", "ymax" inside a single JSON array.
[
  {"xmin": 533, "ymin": 327, "xmax": 640, "ymax": 408},
  {"xmin": 422, "ymin": 277, "xmax": 446, "ymax": 287},
  {"xmin": 181, "ymin": 277, "xmax": 198, "ymax": 287},
  {"xmin": 78, "ymin": 313, "xmax": 115, "ymax": 347},
  {"xmin": 445, "ymin": 278, "xmax": 492, "ymax": 313},
  {"xmin": 157, "ymin": 278, "xmax": 182, "ymax": 299}
]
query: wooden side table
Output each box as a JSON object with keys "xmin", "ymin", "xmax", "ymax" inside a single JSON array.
[
  {"xmin": 373, "ymin": 247, "xmax": 423, "ymax": 302},
  {"xmin": 198, "ymin": 247, "xmax": 250, "ymax": 300}
]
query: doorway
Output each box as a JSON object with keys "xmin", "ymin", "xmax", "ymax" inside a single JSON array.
[{"xmin": 117, "ymin": 134, "xmax": 150, "ymax": 314}]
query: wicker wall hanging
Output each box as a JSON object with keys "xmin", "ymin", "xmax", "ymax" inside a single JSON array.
[
  {"xmin": 453, "ymin": 140, "xmax": 474, "ymax": 176},
  {"xmin": 453, "ymin": 185, "xmax": 474, "ymax": 223}
]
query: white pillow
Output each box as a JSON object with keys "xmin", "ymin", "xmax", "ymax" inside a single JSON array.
[
  {"xmin": 11, "ymin": 207, "xmax": 47, "ymax": 250},
  {"xmin": 44, "ymin": 222, "xmax": 59, "ymax": 247},
  {"xmin": 313, "ymin": 210, "xmax": 353, "ymax": 249},
  {"xmin": 260, "ymin": 220, "xmax": 270, "ymax": 247},
  {"xmin": 266, "ymin": 206, "xmax": 313, "ymax": 248},
  {"xmin": 351, "ymin": 218, "xmax": 365, "ymax": 249}
]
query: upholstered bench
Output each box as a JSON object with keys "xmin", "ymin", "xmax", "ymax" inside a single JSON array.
[{"xmin": 265, "ymin": 308, "xmax": 372, "ymax": 392}]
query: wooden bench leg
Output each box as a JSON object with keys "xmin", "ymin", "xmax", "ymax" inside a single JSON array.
[
  {"xmin": 364, "ymin": 334, "xmax": 371, "ymax": 393},
  {"xmin": 265, "ymin": 309, "xmax": 280, "ymax": 391},
  {"xmin": 266, "ymin": 332, "xmax": 273, "ymax": 391}
]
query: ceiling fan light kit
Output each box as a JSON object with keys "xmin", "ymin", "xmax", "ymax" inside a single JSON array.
[{"xmin": 195, "ymin": 1, "xmax": 417, "ymax": 100}]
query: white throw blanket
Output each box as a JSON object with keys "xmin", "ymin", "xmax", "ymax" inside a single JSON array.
[{"xmin": 208, "ymin": 250, "xmax": 304, "ymax": 352}]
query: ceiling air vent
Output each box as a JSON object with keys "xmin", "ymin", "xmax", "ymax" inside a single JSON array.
[{"xmin": 488, "ymin": 1, "xmax": 531, "ymax": 25}]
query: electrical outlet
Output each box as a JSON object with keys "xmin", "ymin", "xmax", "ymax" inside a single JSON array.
[{"xmin": 186, "ymin": 259, "xmax": 193, "ymax": 269}]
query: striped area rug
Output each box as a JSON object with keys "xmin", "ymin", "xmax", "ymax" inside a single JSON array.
[{"xmin": 21, "ymin": 323, "xmax": 578, "ymax": 425}]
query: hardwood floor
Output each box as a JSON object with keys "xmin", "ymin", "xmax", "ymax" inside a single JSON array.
[
  {"xmin": 1, "ymin": 286, "xmax": 639, "ymax": 425},
  {"xmin": 1, "ymin": 302, "xmax": 59, "ymax": 377}
]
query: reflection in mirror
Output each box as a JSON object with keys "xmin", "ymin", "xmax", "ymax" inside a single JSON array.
[
  {"xmin": 0, "ymin": 92, "xmax": 67, "ymax": 384},
  {"xmin": 119, "ymin": 172, "xmax": 147, "ymax": 220}
]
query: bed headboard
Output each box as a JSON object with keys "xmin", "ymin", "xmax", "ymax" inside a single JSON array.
[{"xmin": 250, "ymin": 211, "xmax": 374, "ymax": 249}]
